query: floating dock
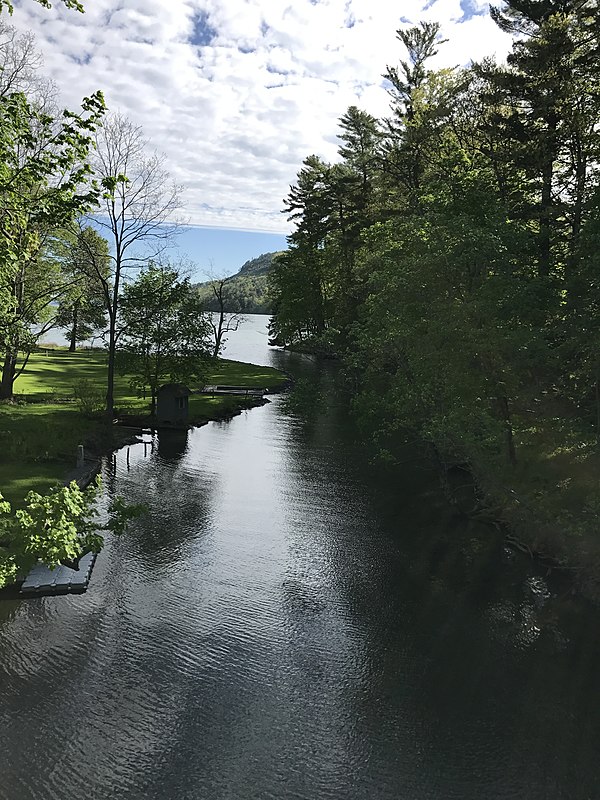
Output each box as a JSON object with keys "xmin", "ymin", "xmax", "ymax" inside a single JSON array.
[
  {"xmin": 20, "ymin": 552, "xmax": 97, "ymax": 597},
  {"xmin": 200, "ymin": 384, "xmax": 267, "ymax": 397}
]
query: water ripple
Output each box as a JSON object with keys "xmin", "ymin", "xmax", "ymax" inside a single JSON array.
[{"xmin": 1, "ymin": 324, "xmax": 600, "ymax": 799}]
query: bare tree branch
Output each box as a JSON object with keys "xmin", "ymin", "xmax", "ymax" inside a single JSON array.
[{"xmin": 87, "ymin": 113, "xmax": 186, "ymax": 415}]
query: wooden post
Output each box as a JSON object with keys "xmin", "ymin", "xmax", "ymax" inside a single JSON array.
[{"xmin": 76, "ymin": 444, "xmax": 84, "ymax": 469}]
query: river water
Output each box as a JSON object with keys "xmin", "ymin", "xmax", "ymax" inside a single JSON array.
[{"xmin": 1, "ymin": 315, "xmax": 600, "ymax": 800}]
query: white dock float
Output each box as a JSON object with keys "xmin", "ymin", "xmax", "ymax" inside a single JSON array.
[
  {"xmin": 20, "ymin": 552, "xmax": 97, "ymax": 597},
  {"xmin": 200, "ymin": 385, "xmax": 266, "ymax": 397}
]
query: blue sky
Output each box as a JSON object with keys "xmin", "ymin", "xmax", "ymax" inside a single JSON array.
[
  {"xmin": 10, "ymin": 0, "xmax": 512, "ymax": 237},
  {"xmin": 175, "ymin": 226, "xmax": 288, "ymax": 279}
]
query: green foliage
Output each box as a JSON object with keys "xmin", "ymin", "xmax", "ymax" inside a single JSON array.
[
  {"xmin": 271, "ymin": 3, "xmax": 600, "ymax": 563},
  {"xmin": 237, "ymin": 251, "xmax": 280, "ymax": 278},
  {"xmin": 195, "ymin": 252, "xmax": 282, "ymax": 314},
  {"xmin": 72, "ymin": 378, "xmax": 105, "ymax": 416},
  {"xmin": 118, "ymin": 263, "xmax": 213, "ymax": 408},
  {"xmin": 0, "ymin": 85, "xmax": 106, "ymax": 398},
  {"xmin": 0, "ymin": 476, "xmax": 145, "ymax": 589},
  {"xmin": 1, "ymin": 0, "xmax": 83, "ymax": 13},
  {"xmin": 53, "ymin": 226, "xmax": 111, "ymax": 349}
]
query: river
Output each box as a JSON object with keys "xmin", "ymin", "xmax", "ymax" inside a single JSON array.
[{"xmin": 1, "ymin": 315, "xmax": 599, "ymax": 800}]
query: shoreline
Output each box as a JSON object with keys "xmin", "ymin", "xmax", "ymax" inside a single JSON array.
[
  {"xmin": 66, "ymin": 386, "xmax": 287, "ymax": 494},
  {"xmin": 278, "ymin": 339, "xmax": 599, "ymax": 604},
  {"xmin": 0, "ymin": 359, "xmax": 290, "ymax": 597}
]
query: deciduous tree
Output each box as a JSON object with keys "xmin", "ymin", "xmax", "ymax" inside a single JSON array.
[
  {"xmin": 53, "ymin": 226, "xmax": 110, "ymax": 351},
  {"xmin": 0, "ymin": 89, "xmax": 106, "ymax": 398},
  {"xmin": 118, "ymin": 263, "xmax": 211, "ymax": 414},
  {"xmin": 90, "ymin": 113, "xmax": 184, "ymax": 416}
]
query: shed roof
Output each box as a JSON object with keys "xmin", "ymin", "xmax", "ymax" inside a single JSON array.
[{"xmin": 156, "ymin": 383, "xmax": 191, "ymax": 398}]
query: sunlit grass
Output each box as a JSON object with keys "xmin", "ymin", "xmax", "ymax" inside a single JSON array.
[{"xmin": 15, "ymin": 351, "xmax": 285, "ymax": 399}]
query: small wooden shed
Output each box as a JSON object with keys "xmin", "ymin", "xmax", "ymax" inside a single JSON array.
[{"xmin": 156, "ymin": 383, "xmax": 191, "ymax": 427}]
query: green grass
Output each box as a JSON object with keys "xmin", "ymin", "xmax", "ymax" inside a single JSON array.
[
  {"xmin": 15, "ymin": 351, "xmax": 285, "ymax": 398},
  {"xmin": 206, "ymin": 359, "xmax": 286, "ymax": 390},
  {"xmin": 0, "ymin": 350, "xmax": 287, "ymax": 505},
  {"xmin": 17, "ymin": 350, "xmax": 147, "ymax": 405},
  {"xmin": 0, "ymin": 462, "xmax": 65, "ymax": 506}
]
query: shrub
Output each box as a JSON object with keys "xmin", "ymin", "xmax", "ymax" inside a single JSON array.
[{"xmin": 73, "ymin": 379, "xmax": 104, "ymax": 415}]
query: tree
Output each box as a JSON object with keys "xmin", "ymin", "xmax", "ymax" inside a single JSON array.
[
  {"xmin": 0, "ymin": 21, "xmax": 42, "ymax": 98},
  {"xmin": 0, "ymin": 477, "xmax": 144, "ymax": 590},
  {"xmin": 90, "ymin": 113, "xmax": 184, "ymax": 417},
  {"xmin": 203, "ymin": 274, "xmax": 245, "ymax": 358},
  {"xmin": 382, "ymin": 22, "xmax": 450, "ymax": 194},
  {"xmin": 118, "ymin": 263, "xmax": 211, "ymax": 414},
  {"xmin": 482, "ymin": 0, "xmax": 600, "ymax": 279},
  {"xmin": 271, "ymin": 155, "xmax": 334, "ymax": 346},
  {"xmin": 337, "ymin": 106, "xmax": 381, "ymax": 204},
  {"xmin": 53, "ymin": 226, "xmax": 110, "ymax": 351},
  {"xmin": 0, "ymin": 89, "xmax": 106, "ymax": 398}
]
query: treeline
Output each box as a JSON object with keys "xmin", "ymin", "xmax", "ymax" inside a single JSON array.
[{"xmin": 270, "ymin": 1, "xmax": 600, "ymax": 577}]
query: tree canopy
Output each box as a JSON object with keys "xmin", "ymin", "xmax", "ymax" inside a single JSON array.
[
  {"xmin": 118, "ymin": 263, "xmax": 212, "ymax": 414},
  {"xmin": 270, "ymin": 1, "xmax": 600, "ymax": 510}
]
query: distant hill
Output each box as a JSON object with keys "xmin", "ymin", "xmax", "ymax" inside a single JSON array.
[
  {"xmin": 195, "ymin": 251, "xmax": 283, "ymax": 314},
  {"xmin": 237, "ymin": 252, "xmax": 277, "ymax": 279}
]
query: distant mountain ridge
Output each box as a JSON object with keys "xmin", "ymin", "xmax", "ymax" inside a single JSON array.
[
  {"xmin": 237, "ymin": 252, "xmax": 278, "ymax": 278},
  {"xmin": 195, "ymin": 251, "xmax": 283, "ymax": 314}
]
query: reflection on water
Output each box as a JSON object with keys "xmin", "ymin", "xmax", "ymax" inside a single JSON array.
[
  {"xmin": 156, "ymin": 428, "xmax": 189, "ymax": 461},
  {"xmin": 1, "ymin": 315, "xmax": 600, "ymax": 799}
]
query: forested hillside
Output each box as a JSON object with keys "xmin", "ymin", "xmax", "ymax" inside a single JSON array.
[
  {"xmin": 196, "ymin": 252, "xmax": 282, "ymax": 313},
  {"xmin": 269, "ymin": 3, "xmax": 600, "ymax": 592}
]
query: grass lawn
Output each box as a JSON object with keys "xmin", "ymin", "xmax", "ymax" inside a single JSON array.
[
  {"xmin": 17, "ymin": 350, "xmax": 286, "ymax": 400},
  {"xmin": 0, "ymin": 350, "xmax": 287, "ymax": 505}
]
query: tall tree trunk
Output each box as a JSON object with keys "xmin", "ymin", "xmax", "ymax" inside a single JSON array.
[
  {"xmin": 105, "ymin": 260, "xmax": 121, "ymax": 418},
  {"xmin": 69, "ymin": 302, "xmax": 79, "ymax": 352},
  {"xmin": 213, "ymin": 307, "xmax": 224, "ymax": 359},
  {"xmin": 567, "ymin": 136, "xmax": 587, "ymax": 306},
  {"xmin": 539, "ymin": 158, "xmax": 553, "ymax": 278},
  {"xmin": 106, "ymin": 318, "xmax": 116, "ymax": 417},
  {"xmin": 0, "ymin": 352, "xmax": 17, "ymax": 400},
  {"xmin": 595, "ymin": 377, "xmax": 600, "ymax": 442},
  {"xmin": 538, "ymin": 116, "xmax": 557, "ymax": 278}
]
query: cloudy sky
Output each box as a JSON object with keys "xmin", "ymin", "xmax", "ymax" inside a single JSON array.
[{"xmin": 9, "ymin": 0, "xmax": 512, "ymax": 263}]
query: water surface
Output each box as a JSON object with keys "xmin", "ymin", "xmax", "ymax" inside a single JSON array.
[{"xmin": 1, "ymin": 315, "xmax": 599, "ymax": 800}]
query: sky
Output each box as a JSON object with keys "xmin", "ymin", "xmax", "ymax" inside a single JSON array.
[{"xmin": 9, "ymin": 0, "xmax": 512, "ymax": 277}]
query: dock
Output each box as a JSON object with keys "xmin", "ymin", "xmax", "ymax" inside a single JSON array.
[
  {"xmin": 200, "ymin": 384, "xmax": 267, "ymax": 397},
  {"xmin": 20, "ymin": 552, "xmax": 97, "ymax": 597}
]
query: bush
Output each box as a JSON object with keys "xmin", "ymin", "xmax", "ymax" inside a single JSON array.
[{"xmin": 73, "ymin": 379, "xmax": 104, "ymax": 415}]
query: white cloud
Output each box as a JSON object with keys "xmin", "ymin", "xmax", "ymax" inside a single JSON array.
[{"xmin": 9, "ymin": 0, "xmax": 512, "ymax": 233}]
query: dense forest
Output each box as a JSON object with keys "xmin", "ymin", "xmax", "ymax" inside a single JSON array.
[
  {"xmin": 195, "ymin": 252, "xmax": 281, "ymax": 314},
  {"xmin": 269, "ymin": 0, "xmax": 600, "ymax": 591}
]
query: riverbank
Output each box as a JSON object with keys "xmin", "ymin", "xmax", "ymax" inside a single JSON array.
[
  {"xmin": 280, "ymin": 345, "xmax": 600, "ymax": 602},
  {"xmin": 0, "ymin": 350, "xmax": 288, "ymax": 505},
  {"xmin": 433, "ymin": 402, "xmax": 600, "ymax": 602}
]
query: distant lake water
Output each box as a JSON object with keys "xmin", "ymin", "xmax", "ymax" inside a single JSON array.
[
  {"xmin": 39, "ymin": 313, "xmax": 273, "ymax": 366},
  {"xmin": 2, "ymin": 314, "xmax": 600, "ymax": 799}
]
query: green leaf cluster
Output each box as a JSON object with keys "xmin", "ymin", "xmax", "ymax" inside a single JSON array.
[
  {"xmin": 118, "ymin": 263, "xmax": 213, "ymax": 410},
  {"xmin": 0, "ymin": 477, "xmax": 145, "ymax": 589}
]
